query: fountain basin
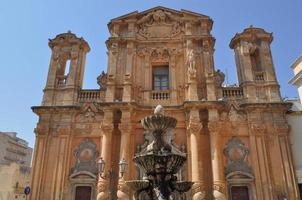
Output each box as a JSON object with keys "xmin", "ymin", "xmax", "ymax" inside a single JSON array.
[
  {"xmin": 174, "ymin": 181, "xmax": 194, "ymax": 193},
  {"xmin": 134, "ymin": 153, "xmax": 186, "ymax": 175},
  {"xmin": 141, "ymin": 114, "xmax": 177, "ymax": 132},
  {"xmin": 126, "ymin": 180, "xmax": 150, "ymax": 191}
]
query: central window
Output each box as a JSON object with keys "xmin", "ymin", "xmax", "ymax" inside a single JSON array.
[{"xmin": 152, "ymin": 65, "xmax": 169, "ymax": 90}]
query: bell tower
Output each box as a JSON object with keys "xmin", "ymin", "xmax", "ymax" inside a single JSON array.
[
  {"xmin": 42, "ymin": 31, "xmax": 90, "ymax": 106},
  {"xmin": 230, "ymin": 27, "xmax": 281, "ymax": 102}
]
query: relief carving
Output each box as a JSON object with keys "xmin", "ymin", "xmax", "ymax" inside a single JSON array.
[
  {"xmin": 71, "ymin": 139, "xmax": 99, "ymax": 175},
  {"xmin": 186, "ymin": 49, "xmax": 197, "ymax": 78},
  {"xmin": 74, "ymin": 104, "xmax": 103, "ymax": 135},
  {"xmin": 223, "ymin": 137, "xmax": 252, "ymax": 175},
  {"xmin": 97, "ymin": 71, "xmax": 107, "ymax": 89},
  {"xmin": 150, "ymin": 47, "xmax": 170, "ymax": 62},
  {"xmin": 250, "ymin": 122, "xmax": 266, "ymax": 135},
  {"xmin": 228, "ymin": 106, "xmax": 246, "ymax": 122},
  {"xmin": 137, "ymin": 10, "xmax": 183, "ymax": 38}
]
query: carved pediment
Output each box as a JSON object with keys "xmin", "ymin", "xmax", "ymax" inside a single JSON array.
[{"xmin": 136, "ymin": 9, "xmax": 184, "ymax": 39}]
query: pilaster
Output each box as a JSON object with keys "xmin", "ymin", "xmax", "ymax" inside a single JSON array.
[
  {"xmin": 187, "ymin": 109, "xmax": 206, "ymax": 199},
  {"xmin": 208, "ymin": 109, "xmax": 227, "ymax": 200},
  {"xmin": 117, "ymin": 109, "xmax": 133, "ymax": 199},
  {"xmin": 97, "ymin": 109, "xmax": 114, "ymax": 200}
]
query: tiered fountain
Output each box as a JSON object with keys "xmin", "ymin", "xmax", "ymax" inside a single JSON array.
[{"xmin": 126, "ymin": 105, "xmax": 193, "ymax": 200}]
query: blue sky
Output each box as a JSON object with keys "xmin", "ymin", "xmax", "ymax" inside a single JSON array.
[{"xmin": 0, "ymin": 0, "xmax": 301, "ymax": 147}]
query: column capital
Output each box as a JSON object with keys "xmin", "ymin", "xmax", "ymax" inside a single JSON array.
[
  {"xmin": 249, "ymin": 122, "xmax": 266, "ymax": 135},
  {"xmin": 119, "ymin": 123, "xmax": 133, "ymax": 133},
  {"xmin": 100, "ymin": 122, "xmax": 114, "ymax": 133},
  {"xmin": 208, "ymin": 121, "xmax": 221, "ymax": 133},
  {"xmin": 187, "ymin": 120, "xmax": 203, "ymax": 134}
]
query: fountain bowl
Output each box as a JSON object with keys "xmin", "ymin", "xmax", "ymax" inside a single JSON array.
[
  {"xmin": 174, "ymin": 181, "xmax": 194, "ymax": 193},
  {"xmin": 141, "ymin": 114, "xmax": 177, "ymax": 132},
  {"xmin": 125, "ymin": 180, "xmax": 150, "ymax": 191},
  {"xmin": 134, "ymin": 153, "xmax": 186, "ymax": 175}
]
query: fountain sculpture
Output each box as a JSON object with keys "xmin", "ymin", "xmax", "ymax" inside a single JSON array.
[{"xmin": 126, "ymin": 105, "xmax": 193, "ymax": 199}]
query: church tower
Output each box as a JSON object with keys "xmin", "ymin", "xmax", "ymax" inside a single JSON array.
[
  {"xmin": 230, "ymin": 27, "xmax": 281, "ymax": 102},
  {"xmin": 42, "ymin": 31, "xmax": 90, "ymax": 106}
]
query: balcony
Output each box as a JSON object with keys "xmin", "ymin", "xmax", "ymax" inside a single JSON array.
[
  {"xmin": 222, "ymin": 87, "xmax": 244, "ymax": 99},
  {"xmin": 151, "ymin": 90, "xmax": 170, "ymax": 100},
  {"xmin": 78, "ymin": 89, "xmax": 101, "ymax": 102}
]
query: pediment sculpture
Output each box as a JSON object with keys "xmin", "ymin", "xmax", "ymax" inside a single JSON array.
[{"xmin": 137, "ymin": 9, "xmax": 184, "ymax": 39}]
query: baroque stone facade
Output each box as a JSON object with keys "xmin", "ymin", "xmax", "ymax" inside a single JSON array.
[{"xmin": 30, "ymin": 7, "xmax": 299, "ymax": 200}]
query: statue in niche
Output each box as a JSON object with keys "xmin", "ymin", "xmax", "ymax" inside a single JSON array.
[{"xmin": 186, "ymin": 49, "xmax": 196, "ymax": 78}]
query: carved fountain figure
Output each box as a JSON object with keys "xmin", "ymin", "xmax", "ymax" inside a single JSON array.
[{"xmin": 126, "ymin": 105, "xmax": 193, "ymax": 200}]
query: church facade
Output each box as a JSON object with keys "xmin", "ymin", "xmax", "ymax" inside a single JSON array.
[{"xmin": 30, "ymin": 7, "xmax": 300, "ymax": 200}]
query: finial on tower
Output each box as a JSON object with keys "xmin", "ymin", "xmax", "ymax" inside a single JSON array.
[{"xmin": 154, "ymin": 105, "xmax": 164, "ymax": 115}]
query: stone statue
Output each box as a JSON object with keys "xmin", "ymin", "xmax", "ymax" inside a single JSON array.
[
  {"xmin": 186, "ymin": 49, "xmax": 196, "ymax": 77},
  {"xmin": 154, "ymin": 105, "xmax": 164, "ymax": 115}
]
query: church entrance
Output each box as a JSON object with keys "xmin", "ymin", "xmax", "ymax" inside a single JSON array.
[
  {"xmin": 75, "ymin": 186, "xmax": 92, "ymax": 200},
  {"xmin": 231, "ymin": 186, "xmax": 249, "ymax": 200}
]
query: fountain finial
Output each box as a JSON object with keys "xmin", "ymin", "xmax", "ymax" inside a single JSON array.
[{"xmin": 154, "ymin": 105, "xmax": 164, "ymax": 115}]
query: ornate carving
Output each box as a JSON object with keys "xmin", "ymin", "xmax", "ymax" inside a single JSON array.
[
  {"xmin": 208, "ymin": 121, "xmax": 221, "ymax": 133},
  {"xmin": 187, "ymin": 118, "xmax": 202, "ymax": 134},
  {"xmin": 191, "ymin": 182, "xmax": 206, "ymax": 199},
  {"xmin": 76, "ymin": 104, "xmax": 102, "ymax": 123},
  {"xmin": 150, "ymin": 47, "xmax": 169, "ymax": 62},
  {"xmin": 223, "ymin": 137, "xmax": 252, "ymax": 175},
  {"xmin": 137, "ymin": 10, "xmax": 183, "ymax": 38},
  {"xmin": 214, "ymin": 70, "xmax": 225, "ymax": 87},
  {"xmin": 186, "ymin": 49, "xmax": 197, "ymax": 78},
  {"xmin": 228, "ymin": 106, "xmax": 246, "ymax": 122},
  {"xmin": 71, "ymin": 139, "xmax": 99, "ymax": 175},
  {"xmin": 97, "ymin": 71, "xmax": 107, "ymax": 89},
  {"xmin": 250, "ymin": 122, "xmax": 266, "ymax": 135}
]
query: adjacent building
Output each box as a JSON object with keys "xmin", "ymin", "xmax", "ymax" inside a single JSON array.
[
  {"xmin": 288, "ymin": 55, "xmax": 302, "ymax": 198},
  {"xmin": 0, "ymin": 132, "xmax": 32, "ymax": 166},
  {"xmin": 30, "ymin": 7, "xmax": 300, "ymax": 200},
  {"xmin": 0, "ymin": 132, "xmax": 32, "ymax": 200}
]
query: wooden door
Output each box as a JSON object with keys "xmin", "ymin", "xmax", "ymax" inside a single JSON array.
[
  {"xmin": 75, "ymin": 186, "xmax": 92, "ymax": 200},
  {"xmin": 231, "ymin": 186, "xmax": 249, "ymax": 200}
]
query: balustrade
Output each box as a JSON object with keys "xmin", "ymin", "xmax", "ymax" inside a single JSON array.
[
  {"xmin": 78, "ymin": 89, "xmax": 101, "ymax": 102},
  {"xmin": 151, "ymin": 90, "xmax": 170, "ymax": 100},
  {"xmin": 222, "ymin": 87, "xmax": 243, "ymax": 98}
]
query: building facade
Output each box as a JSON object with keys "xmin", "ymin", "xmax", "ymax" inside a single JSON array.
[
  {"xmin": 288, "ymin": 55, "xmax": 302, "ymax": 198},
  {"xmin": 30, "ymin": 7, "xmax": 299, "ymax": 200},
  {"xmin": 0, "ymin": 132, "xmax": 32, "ymax": 200}
]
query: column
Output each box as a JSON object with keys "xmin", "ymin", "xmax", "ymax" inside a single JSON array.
[
  {"xmin": 105, "ymin": 41, "xmax": 118, "ymax": 102},
  {"xmin": 117, "ymin": 109, "xmax": 132, "ymax": 199},
  {"xmin": 97, "ymin": 110, "xmax": 114, "ymax": 200},
  {"xmin": 208, "ymin": 109, "xmax": 227, "ymax": 200},
  {"xmin": 169, "ymin": 53, "xmax": 177, "ymax": 104},
  {"xmin": 143, "ymin": 54, "xmax": 151, "ymax": 103},
  {"xmin": 203, "ymin": 39, "xmax": 216, "ymax": 101},
  {"xmin": 122, "ymin": 41, "xmax": 134, "ymax": 102},
  {"xmin": 187, "ymin": 109, "xmax": 206, "ymax": 199}
]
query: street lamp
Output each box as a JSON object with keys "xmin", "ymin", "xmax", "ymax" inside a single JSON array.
[
  {"xmin": 119, "ymin": 158, "xmax": 128, "ymax": 178},
  {"xmin": 97, "ymin": 157, "xmax": 127, "ymax": 200}
]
